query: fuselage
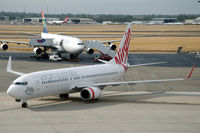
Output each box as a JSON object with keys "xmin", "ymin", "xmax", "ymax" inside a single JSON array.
[
  {"xmin": 48, "ymin": 21, "xmax": 64, "ymax": 25},
  {"xmin": 7, "ymin": 63, "xmax": 125, "ymax": 100},
  {"xmin": 41, "ymin": 33, "xmax": 84, "ymax": 54}
]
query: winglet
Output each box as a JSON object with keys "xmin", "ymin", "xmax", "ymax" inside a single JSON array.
[
  {"xmin": 7, "ymin": 56, "xmax": 12, "ymax": 73},
  {"xmin": 7, "ymin": 56, "xmax": 25, "ymax": 76},
  {"xmin": 186, "ymin": 64, "xmax": 196, "ymax": 79}
]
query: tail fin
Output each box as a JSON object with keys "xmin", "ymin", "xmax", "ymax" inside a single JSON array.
[
  {"xmin": 109, "ymin": 23, "xmax": 132, "ymax": 65},
  {"xmin": 62, "ymin": 16, "xmax": 68, "ymax": 24},
  {"xmin": 41, "ymin": 11, "xmax": 48, "ymax": 33}
]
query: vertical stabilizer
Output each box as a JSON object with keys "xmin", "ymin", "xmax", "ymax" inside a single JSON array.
[
  {"xmin": 109, "ymin": 23, "xmax": 132, "ymax": 65},
  {"xmin": 41, "ymin": 11, "xmax": 48, "ymax": 33},
  {"xmin": 62, "ymin": 16, "xmax": 69, "ymax": 24}
]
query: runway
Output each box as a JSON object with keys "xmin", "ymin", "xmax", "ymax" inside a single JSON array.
[{"xmin": 0, "ymin": 52, "xmax": 200, "ymax": 133}]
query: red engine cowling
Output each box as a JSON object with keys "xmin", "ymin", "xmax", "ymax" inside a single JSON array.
[
  {"xmin": 1, "ymin": 43, "xmax": 8, "ymax": 51},
  {"xmin": 80, "ymin": 87, "xmax": 102, "ymax": 100}
]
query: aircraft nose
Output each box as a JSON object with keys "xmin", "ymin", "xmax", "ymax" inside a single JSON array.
[
  {"xmin": 77, "ymin": 44, "xmax": 84, "ymax": 54},
  {"xmin": 7, "ymin": 86, "xmax": 17, "ymax": 98},
  {"xmin": 80, "ymin": 45, "xmax": 84, "ymax": 52}
]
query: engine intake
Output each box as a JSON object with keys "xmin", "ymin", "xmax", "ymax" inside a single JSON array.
[
  {"xmin": 33, "ymin": 47, "xmax": 42, "ymax": 55},
  {"xmin": 86, "ymin": 48, "xmax": 94, "ymax": 55},
  {"xmin": 80, "ymin": 87, "xmax": 102, "ymax": 100},
  {"xmin": 110, "ymin": 44, "xmax": 116, "ymax": 51},
  {"xmin": 1, "ymin": 43, "xmax": 8, "ymax": 51}
]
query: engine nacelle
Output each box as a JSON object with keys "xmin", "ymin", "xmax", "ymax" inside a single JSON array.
[
  {"xmin": 86, "ymin": 48, "xmax": 94, "ymax": 55},
  {"xmin": 109, "ymin": 44, "xmax": 116, "ymax": 51},
  {"xmin": 33, "ymin": 47, "xmax": 42, "ymax": 55},
  {"xmin": 1, "ymin": 43, "xmax": 8, "ymax": 51},
  {"xmin": 80, "ymin": 87, "xmax": 102, "ymax": 100}
]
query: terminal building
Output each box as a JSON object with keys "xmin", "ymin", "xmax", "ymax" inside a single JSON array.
[
  {"xmin": 23, "ymin": 18, "xmax": 59, "ymax": 23},
  {"xmin": 23, "ymin": 17, "xmax": 96, "ymax": 24},
  {"xmin": 0, "ymin": 16, "xmax": 9, "ymax": 21},
  {"xmin": 149, "ymin": 18, "xmax": 177, "ymax": 25},
  {"xmin": 70, "ymin": 18, "xmax": 96, "ymax": 24}
]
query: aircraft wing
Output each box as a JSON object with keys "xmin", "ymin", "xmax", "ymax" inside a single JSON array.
[
  {"xmin": 77, "ymin": 64, "xmax": 196, "ymax": 88},
  {"xmin": 29, "ymin": 38, "xmax": 54, "ymax": 47},
  {"xmin": 127, "ymin": 61, "xmax": 167, "ymax": 67},
  {"xmin": 101, "ymin": 40, "xmax": 121, "ymax": 44},
  {"xmin": 0, "ymin": 40, "xmax": 29, "ymax": 45},
  {"xmin": 1, "ymin": 38, "xmax": 54, "ymax": 47}
]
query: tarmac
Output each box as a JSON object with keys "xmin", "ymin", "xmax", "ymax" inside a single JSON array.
[{"xmin": 0, "ymin": 52, "xmax": 200, "ymax": 133}]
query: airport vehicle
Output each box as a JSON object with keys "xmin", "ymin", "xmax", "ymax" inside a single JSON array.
[
  {"xmin": 49, "ymin": 54, "xmax": 62, "ymax": 61},
  {"xmin": 48, "ymin": 16, "xmax": 69, "ymax": 25},
  {"xmin": 6, "ymin": 24, "xmax": 196, "ymax": 108},
  {"xmin": 0, "ymin": 11, "xmax": 84, "ymax": 61}
]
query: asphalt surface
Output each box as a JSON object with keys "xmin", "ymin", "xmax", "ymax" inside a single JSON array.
[
  {"xmin": 0, "ymin": 51, "xmax": 199, "ymax": 67},
  {"xmin": 1, "ymin": 91, "xmax": 200, "ymax": 133}
]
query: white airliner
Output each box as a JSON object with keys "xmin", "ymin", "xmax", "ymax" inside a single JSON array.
[
  {"xmin": 48, "ymin": 16, "xmax": 69, "ymax": 25},
  {"xmin": 0, "ymin": 11, "xmax": 84, "ymax": 60},
  {"xmin": 6, "ymin": 24, "xmax": 196, "ymax": 108}
]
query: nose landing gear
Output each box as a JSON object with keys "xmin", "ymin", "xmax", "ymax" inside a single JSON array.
[{"xmin": 21, "ymin": 99, "xmax": 28, "ymax": 108}]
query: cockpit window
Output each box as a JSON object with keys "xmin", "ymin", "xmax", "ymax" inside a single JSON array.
[
  {"xmin": 78, "ymin": 43, "xmax": 84, "ymax": 45},
  {"xmin": 13, "ymin": 82, "xmax": 28, "ymax": 86}
]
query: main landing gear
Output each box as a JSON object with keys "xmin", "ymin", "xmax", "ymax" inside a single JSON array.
[
  {"xmin": 22, "ymin": 102, "xmax": 28, "ymax": 108},
  {"xmin": 70, "ymin": 54, "xmax": 79, "ymax": 62},
  {"xmin": 59, "ymin": 94, "xmax": 69, "ymax": 99}
]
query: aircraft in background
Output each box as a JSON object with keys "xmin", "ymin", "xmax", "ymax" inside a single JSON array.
[
  {"xmin": 6, "ymin": 23, "xmax": 196, "ymax": 108},
  {"xmin": 47, "ymin": 16, "xmax": 69, "ymax": 25},
  {"xmin": 0, "ymin": 11, "xmax": 84, "ymax": 61}
]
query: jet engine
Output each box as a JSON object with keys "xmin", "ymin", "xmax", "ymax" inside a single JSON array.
[
  {"xmin": 80, "ymin": 87, "xmax": 102, "ymax": 100},
  {"xmin": 109, "ymin": 44, "xmax": 116, "ymax": 51},
  {"xmin": 86, "ymin": 48, "xmax": 94, "ymax": 55},
  {"xmin": 1, "ymin": 43, "xmax": 8, "ymax": 51},
  {"xmin": 33, "ymin": 47, "xmax": 42, "ymax": 55}
]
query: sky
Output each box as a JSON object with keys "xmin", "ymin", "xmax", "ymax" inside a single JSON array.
[{"xmin": 1, "ymin": 0, "xmax": 200, "ymax": 15}]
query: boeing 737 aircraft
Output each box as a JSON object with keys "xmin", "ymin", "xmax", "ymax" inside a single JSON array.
[
  {"xmin": 0, "ymin": 11, "xmax": 84, "ymax": 61},
  {"xmin": 48, "ymin": 16, "xmax": 69, "ymax": 25},
  {"xmin": 6, "ymin": 24, "xmax": 196, "ymax": 108}
]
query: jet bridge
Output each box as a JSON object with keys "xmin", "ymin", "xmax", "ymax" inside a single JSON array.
[{"xmin": 84, "ymin": 40, "xmax": 115, "ymax": 60}]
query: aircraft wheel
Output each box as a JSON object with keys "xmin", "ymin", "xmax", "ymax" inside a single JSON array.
[
  {"xmin": 22, "ymin": 103, "xmax": 28, "ymax": 108},
  {"xmin": 15, "ymin": 99, "xmax": 21, "ymax": 102},
  {"xmin": 59, "ymin": 94, "xmax": 69, "ymax": 99}
]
